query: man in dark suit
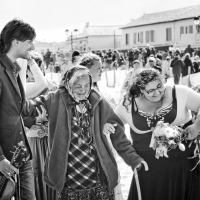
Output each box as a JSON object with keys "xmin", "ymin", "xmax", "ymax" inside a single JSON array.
[
  {"xmin": 0, "ymin": 19, "xmax": 36, "ymax": 200},
  {"xmin": 170, "ymin": 52, "xmax": 184, "ymax": 85}
]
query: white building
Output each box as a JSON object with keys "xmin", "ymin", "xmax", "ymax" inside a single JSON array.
[
  {"xmin": 66, "ymin": 23, "xmax": 122, "ymax": 52},
  {"xmin": 33, "ymin": 41, "xmax": 68, "ymax": 54},
  {"xmin": 121, "ymin": 5, "xmax": 200, "ymax": 50}
]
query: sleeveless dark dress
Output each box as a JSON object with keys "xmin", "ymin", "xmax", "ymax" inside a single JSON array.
[{"xmin": 127, "ymin": 87, "xmax": 200, "ymax": 200}]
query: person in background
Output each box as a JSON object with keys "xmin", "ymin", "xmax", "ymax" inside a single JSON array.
[
  {"xmin": 98, "ymin": 50, "xmax": 104, "ymax": 64},
  {"xmin": 0, "ymin": 18, "xmax": 36, "ymax": 200},
  {"xmin": 161, "ymin": 56, "xmax": 171, "ymax": 82},
  {"xmin": 146, "ymin": 57, "xmax": 161, "ymax": 73},
  {"xmin": 184, "ymin": 44, "xmax": 194, "ymax": 57},
  {"xmin": 142, "ymin": 48, "xmax": 147, "ymax": 64},
  {"xmin": 49, "ymin": 62, "xmax": 54, "ymax": 80},
  {"xmin": 150, "ymin": 46, "xmax": 156, "ymax": 56},
  {"xmin": 44, "ymin": 49, "xmax": 51, "ymax": 69},
  {"xmin": 137, "ymin": 51, "xmax": 145, "ymax": 67},
  {"xmin": 155, "ymin": 58, "xmax": 162, "ymax": 73},
  {"xmin": 155, "ymin": 53, "xmax": 162, "ymax": 61},
  {"xmin": 182, "ymin": 53, "xmax": 193, "ymax": 77},
  {"xmin": 120, "ymin": 60, "xmax": 143, "ymax": 100},
  {"xmin": 162, "ymin": 50, "xmax": 168, "ymax": 61},
  {"xmin": 132, "ymin": 59, "xmax": 142, "ymax": 70},
  {"xmin": 50, "ymin": 53, "xmax": 54, "ymax": 64},
  {"xmin": 145, "ymin": 44, "xmax": 151, "ymax": 60},
  {"xmin": 54, "ymin": 62, "xmax": 60, "ymax": 73},
  {"xmin": 133, "ymin": 48, "xmax": 140, "ymax": 62},
  {"xmin": 79, "ymin": 52, "xmax": 116, "ymax": 106},
  {"xmin": 170, "ymin": 52, "xmax": 184, "ymax": 84},
  {"xmin": 193, "ymin": 56, "xmax": 200, "ymax": 73},
  {"xmin": 181, "ymin": 53, "xmax": 193, "ymax": 86},
  {"xmin": 128, "ymin": 49, "xmax": 134, "ymax": 68},
  {"xmin": 71, "ymin": 50, "xmax": 82, "ymax": 66},
  {"xmin": 104, "ymin": 49, "xmax": 113, "ymax": 70},
  {"xmin": 113, "ymin": 50, "xmax": 120, "ymax": 69},
  {"xmin": 168, "ymin": 51, "xmax": 174, "ymax": 59},
  {"xmin": 118, "ymin": 53, "xmax": 127, "ymax": 70}
]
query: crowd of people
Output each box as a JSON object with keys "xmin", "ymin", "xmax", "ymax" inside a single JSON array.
[{"xmin": 0, "ymin": 18, "xmax": 200, "ymax": 200}]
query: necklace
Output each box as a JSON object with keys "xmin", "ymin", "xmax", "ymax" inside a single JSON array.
[{"xmin": 74, "ymin": 105, "xmax": 93, "ymax": 146}]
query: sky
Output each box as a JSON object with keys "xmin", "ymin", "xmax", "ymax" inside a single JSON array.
[{"xmin": 0, "ymin": 0, "xmax": 200, "ymax": 43}]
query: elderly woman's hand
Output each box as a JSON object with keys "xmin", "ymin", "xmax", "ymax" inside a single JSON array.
[
  {"xmin": 185, "ymin": 124, "xmax": 200, "ymax": 140},
  {"xmin": 135, "ymin": 161, "xmax": 149, "ymax": 171},
  {"xmin": 103, "ymin": 123, "xmax": 117, "ymax": 135}
]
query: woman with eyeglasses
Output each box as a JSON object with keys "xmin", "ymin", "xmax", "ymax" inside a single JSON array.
[{"xmin": 111, "ymin": 68, "xmax": 200, "ymax": 200}]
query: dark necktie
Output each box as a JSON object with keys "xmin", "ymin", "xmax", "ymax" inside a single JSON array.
[{"xmin": 13, "ymin": 62, "xmax": 21, "ymax": 79}]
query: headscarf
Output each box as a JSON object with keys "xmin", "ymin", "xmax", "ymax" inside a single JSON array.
[{"xmin": 59, "ymin": 66, "xmax": 92, "ymax": 103}]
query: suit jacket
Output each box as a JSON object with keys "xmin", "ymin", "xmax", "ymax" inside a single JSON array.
[
  {"xmin": 170, "ymin": 58, "xmax": 184, "ymax": 75},
  {"xmin": 0, "ymin": 54, "xmax": 32, "ymax": 161}
]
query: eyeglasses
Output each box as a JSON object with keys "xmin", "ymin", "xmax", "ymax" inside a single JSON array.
[
  {"xmin": 149, "ymin": 60, "xmax": 154, "ymax": 62},
  {"xmin": 144, "ymin": 83, "xmax": 164, "ymax": 95}
]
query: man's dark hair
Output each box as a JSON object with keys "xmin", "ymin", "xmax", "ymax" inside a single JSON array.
[{"xmin": 0, "ymin": 19, "xmax": 36, "ymax": 54}]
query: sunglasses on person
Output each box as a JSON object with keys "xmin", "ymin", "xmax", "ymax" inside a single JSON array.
[{"xmin": 144, "ymin": 83, "xmax": 164, "ymax": 95}]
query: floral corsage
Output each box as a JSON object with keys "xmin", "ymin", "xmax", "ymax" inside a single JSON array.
[{"xmin": 149, "ymin": 121, "xmax": 188, "ymax": 159}]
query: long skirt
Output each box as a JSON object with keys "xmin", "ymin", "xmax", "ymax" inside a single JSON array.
[
  {"xmin": 28, "ymin": 136, "xmax": 57, "ymax": 200},
  {"xmin": 59, "ymin": 162, "xmax": 115, "ymax": 200},
  {"xmin": 128, "ymin": 143, "xmax": 200, "ymax": 200}
]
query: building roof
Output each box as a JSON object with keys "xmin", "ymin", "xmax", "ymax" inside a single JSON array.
[
  {"xmin": 85, "ymin": 26, "xmax": 122, "ymax": 36},
  {"xmin": 122, "ymin": 4, "xmax": 200, "ymax": 29}
]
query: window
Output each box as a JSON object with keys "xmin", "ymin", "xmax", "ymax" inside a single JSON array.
[
  {"xmin": 125, "ymin": 33, "xmax": 129, "ymax": 45},
  {"xmin": 166, "ymin": 28, "xmax": 172, "ymax": 41},
  {"xmin": 133, "ymin": 33, "xmax": 136, "ymax": 44},
  {"xmin": 189, "ymin": 25, "xmax": 193, "ymax": 34},
  {"xmin": 185, "ymin": 27, "xmax": 188, "ymax": 34},
  {"xmin": 140, "ymin": 32, "xmax": 143, "ymax": 43},
  {"xmin": 145, "ymin": 31, "xmax": 149, "ymax": 43},
  {"xmin": 180, "ymin": 26, "xmax": 184, "ymax": 35},
  {"xmin": 150, "ymin": 30, "xmax": 154, "ymax": 42},
  {"xmin": 138, "ymin": 33, "xmax": 140, "ymax": 42}
]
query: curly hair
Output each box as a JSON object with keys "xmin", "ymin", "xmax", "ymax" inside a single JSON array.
[
  {"xmin": 79, "ymin": 53, "xmax": 101, "ymax": 69},
  {"xmin": 123, "ymin": 68, "xmax": 164, "ymax": 110}
]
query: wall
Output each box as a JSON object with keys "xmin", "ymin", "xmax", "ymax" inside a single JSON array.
[
  {"xmin": 122, "ymin": 18, "xmax": 200, "ymax": 50},
  {"xmin": 88, "ymin": 35, "xmax": 116, "ymax": 50},
  {"xmin": 34, "ymin": 41, "xmax": 69, "ymax": 54}
]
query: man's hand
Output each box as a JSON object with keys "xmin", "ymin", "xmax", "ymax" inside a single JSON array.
[
  {"xmin": 36, "ymin": 105, "xmax": 48, "ymax": 123},
  {"xmin": 0, "ymin": 159, "xmax": 19, "ymax": 179},
  {"xmin": 103, "ymin": 123, "xmax": 117, "ymax": 135}
]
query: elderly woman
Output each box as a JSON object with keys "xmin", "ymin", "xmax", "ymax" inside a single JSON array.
[
  {"xmin": 108, "ymin": 68, "xmax": 200, "ymax": 200},
  {"xmin": 23, "ymin": 66, "xmax": 143, "ymax": 200}
]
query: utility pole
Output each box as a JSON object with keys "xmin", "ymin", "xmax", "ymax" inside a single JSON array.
[
  {"xmin": 65, "ymin": 29, "xmax": 78, "ymax": 52},
  {"xmin": 71, "ymin": 33, "xmax": 73, "ymax": 51}
]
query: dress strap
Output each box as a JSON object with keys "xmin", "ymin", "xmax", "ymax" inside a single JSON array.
[
  {"xmin": 132, "ymin": 98, "xmax": 138, "ymax": 113},
  {"xmin": 172, "ymin": 86, "xmax": 176, "ymax": 101}
]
